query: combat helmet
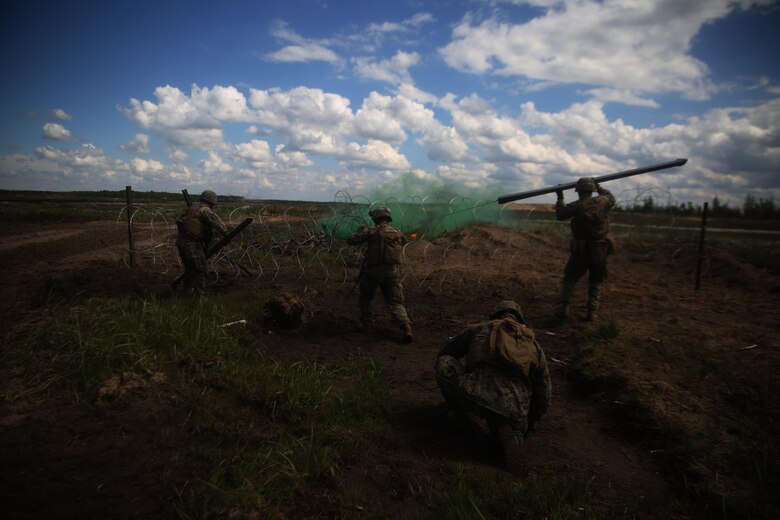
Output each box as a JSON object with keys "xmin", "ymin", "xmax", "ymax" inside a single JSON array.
[
  {"xmin": 489, "ymin": 300, "xmax": 525, "ymax": 323},
  {"xmin": 575, "ymin": 177, "xmax": 596, "ymax": 193},
  {"xmin": 200, "ymin": 190, "xmax": 218, "ymax": 205},
  {"xmin": 369, "ymin": 206, "xmax": 392, "ymax": 223}
]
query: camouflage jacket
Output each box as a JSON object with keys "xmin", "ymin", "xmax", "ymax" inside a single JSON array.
[
  {"xmin": 439, "ymin": 317, "xmax": 552, "ymax": 422},
  {"xmin": 555, "ymin": 187, "xmax": 616, "ymax": 241},
  {"xmin": 177, "ymin": 204, "xmax": 228, "ymax": 244},
  {"xmin": 346, "ymin": 222, "xmax": 407, "ymax": 266}
]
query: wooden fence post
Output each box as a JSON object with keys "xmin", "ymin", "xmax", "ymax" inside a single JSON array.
[
  {"xmin": 695, "ymin": 201, "xmax": 708, "ymax": 290},
  {"xmin": 125, "ymin": 186, "xmax": 135, "ymax": 268}
]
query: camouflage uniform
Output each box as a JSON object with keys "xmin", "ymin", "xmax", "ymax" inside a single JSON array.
[
  {"xmin": 435, "ymin": 311, "xmax": 552, "ymax": 441},
  {"xmin": 346, "ymin": 221, "xmax": 411, "ymax": 327},
  {"xmin": 176, "ymin": 203, "xmax": 228, "ymax": 294},
  {"xmin": 556, "ymin": 182, "xmax": 616, "ymax": 312}
]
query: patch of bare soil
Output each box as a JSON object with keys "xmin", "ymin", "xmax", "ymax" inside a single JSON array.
[{"xmin": 1, "ymin": 220, "xmax": 777, "ymax": 518}]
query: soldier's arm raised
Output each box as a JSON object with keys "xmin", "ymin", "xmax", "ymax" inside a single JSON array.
[
  {"xmin": 597, "ymin": 185, "xmax": 616, "ymax": 208},
  {"xmin": 346, "ymin": 226, "xmax": 371, "ymax": 245}
]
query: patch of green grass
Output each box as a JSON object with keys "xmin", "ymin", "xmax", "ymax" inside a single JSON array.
[
  {"xmin": 426, "ymin": 465, "xmax": 635, "ymax": 519},
  {"xmin": 576, "ymin": 319, "xmax": 620, "ymax": 346},
  {"xmin": 4, "ymin": 295, "xmax": 245, "ymax": 393},
  {"xmin": 720, "ymin": 374, "xmax": 780, "ymax": 518},
  {"xmin": 171, "ymin": 351, "xmax": 388, "ymax": 517},
  {"xmin": 3, "ymin": 290, "xmax": 392, "ymax": 518},
  {"xmin": 568, "ymin": 319, "xmax": 622, "ymax": 369}
]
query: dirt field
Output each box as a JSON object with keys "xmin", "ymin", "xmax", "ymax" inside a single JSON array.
[{"xmin": 1, "ymin": 217, "xmax": 778, "ymax": 519}]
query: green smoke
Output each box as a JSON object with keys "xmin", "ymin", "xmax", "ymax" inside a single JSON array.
[{"xmin": 320, "ymin": 171, "xmax": 507, "ymax": 240}]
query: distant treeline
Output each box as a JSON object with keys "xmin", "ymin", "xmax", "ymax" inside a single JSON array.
[
  {"xmin": 0, "ymin": 189, "xmax": 246, "ymax": 204},
  {"xmin": 618, "ymin": 194, "xmax": 780, "ymax": 220}
]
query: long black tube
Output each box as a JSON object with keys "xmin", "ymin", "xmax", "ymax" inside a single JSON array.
[{"xmin": 497, "ymin": 158, "xmax": 688, "ymax": 204}]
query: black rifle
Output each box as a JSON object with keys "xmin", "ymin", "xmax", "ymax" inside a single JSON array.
[
  {"xmin": 497, "ymin": 158, "xmax": 687, "ymax": 204},
  {"xmin": 182, "ymin": 189, "xmax": 193, "ymax": 207},
  {"xmin": 172, "ymin": 217, "xmax": 254, "ymax": 288}
]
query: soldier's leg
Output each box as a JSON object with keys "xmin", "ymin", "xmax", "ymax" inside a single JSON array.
[
  {"xmin": 586, "ymin": 242, "xmax": 609, "ymax": 312},
  {"xmin": 191, "ymin": 248, "xmax": 209, "ymax": 295},
  {"xmin": 358, "ymin": 274, "xmax": 378, "ymax": 325},
  {"xmin": 381, "ymin": 268, "xmax": 413, "ymax": 342},
  {"xmin": 178, "ymin": 242, "xmax": 200, "ymax": 292},
  {"xmin": 560, "ymin": 251, "xmax": 587, "ymax": 317},
  {"xmin": 380, "ymin": 270, "xmax": 411, "ymax": 325},
  {"xmin": 176, "ymin": 243, "xmax": 191, "ymax": 289},
  {"xmin": 454, "ymin": 386, "xmax": 530, "ymax": 470}
]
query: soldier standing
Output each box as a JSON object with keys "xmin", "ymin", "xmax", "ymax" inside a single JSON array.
[
  {"xmin": 346, "ymin": 206, "xmax": 413, "ymax": 343},
  {"xmin": 435, "ymin": 300, "xmax": 552, "ymax": 470},
  {"xmin": 555, "ymin": 177, "xmax": 616, "ymax": 321},
  {"xmin": 175, "ymin": 190, "xmax": 229, "ymax": 295}
]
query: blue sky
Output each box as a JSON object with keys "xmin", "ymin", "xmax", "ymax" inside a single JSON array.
[{"xmin": 1, "ymin": 0, "xmax": 778, "ymax": 206}]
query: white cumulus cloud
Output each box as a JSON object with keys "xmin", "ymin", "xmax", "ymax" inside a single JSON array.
[
  {"xmin": 42, "ymin": 123, "xmax": 72, "ymax": 141},
  {"xmin": 439, "ymin": 0, "xmax": 774, "ymax": 101},
  {"xmin": 265, "ymin": 20, "xmax": 341, "ymax": 64},
  {"xmin": 354, "ymin": 50, "xmax": 420, "ymax": 84},
  {"xmin": 51, "ymin": 108, "xmax": 73, "ymax": 121},
  {"xmin": 199, "ymin": 151, "xmax": 234, "ymax": 175},
  {"xmin": 339, "ymin": 139, "xmax": 410, "ymax": 170},
  {"xmin": 120, "ymin": 134, "xmax": 151, "ymax": 154},
  {"xmin": 120, "ymin": 85, "xmax": 227, "ymax": 150}
]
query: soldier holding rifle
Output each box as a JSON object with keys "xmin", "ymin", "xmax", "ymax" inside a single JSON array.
[{"xmin": 175, "ymin": 189, "xmax": 229, "ymax": 295}]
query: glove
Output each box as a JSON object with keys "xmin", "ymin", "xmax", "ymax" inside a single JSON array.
[{"xmin": 555, "ymin": 189, "xmax": 563, "ymax": 200}]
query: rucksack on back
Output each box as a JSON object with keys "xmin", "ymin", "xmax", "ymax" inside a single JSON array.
[
  {"xmin": 573, "ymin": 197, "xmax": 610, "ymax": 240},
  {"xmin": 379, "ymin": 227, "xmax": 405, "ymax": 264},
  {"xmin": 487, "ymin": 318, "xmax": 540, "ymax": 377},
  {"xmin": 176, "ymin": 205, "xmax": 205, "ymax": 239}
]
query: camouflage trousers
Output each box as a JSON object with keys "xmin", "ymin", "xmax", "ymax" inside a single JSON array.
[
  {"xmin": 561, "ymin": 239, "xmax": 609, "ymax": 310},
  {"xmin": 176, "ymin": 236, "xmax": 208, "ymax": 294},
  {"xmin": 435, "ymin": 355, "xmax": 530, "ymax": 436},
  {"xmin": 358, "ymin": 264, "xmax": 411, "ymax": 325}
]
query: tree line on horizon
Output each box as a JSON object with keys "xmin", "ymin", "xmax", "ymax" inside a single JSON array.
[{"xmin": 617, "ymin": 194, "xmax": 779, "ymax": 220}]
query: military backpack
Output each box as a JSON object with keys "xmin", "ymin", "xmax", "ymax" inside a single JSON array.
[
  {"xmin": 176, "ymin": 204, "xmax": 206, "ymax": 240},
  {"xmin": 572, "ymin": 197, "xmax": 610, "ymax": 240},
  {"xmin": 490, "ymin": 318, "xmax": 541, "ymax": 377}
]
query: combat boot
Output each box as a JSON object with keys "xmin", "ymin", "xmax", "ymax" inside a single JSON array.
[{"xmin": 401, "ymin": 323, "xmax": 413, "ymax": 343}]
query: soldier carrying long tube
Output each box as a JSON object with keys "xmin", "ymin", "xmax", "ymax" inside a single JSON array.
[
  {"xmin": 496, "ymin": 158, "xmax": 688, "ymax": 322},
  {"xmin": 496, "ymin": 158, "xmax": 687, "ymax": 204}
]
